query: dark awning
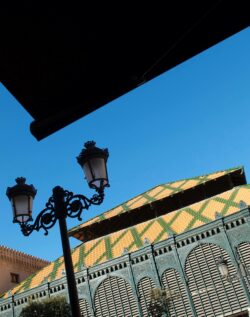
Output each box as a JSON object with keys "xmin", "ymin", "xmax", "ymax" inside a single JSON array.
[{"xmin": 0, "ymin": 2, "xmax": 249, "ymax": 140}]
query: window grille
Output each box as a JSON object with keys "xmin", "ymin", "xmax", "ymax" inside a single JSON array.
[
  {"xmin": 79, "ymin": 298, "xmax": 93, "ymax": 317},
  {"xmin": 161, "ymin": 268, "xmax": 192, "ymax": 317},
  {"xmin": 138, "ymin": 277, "xmax": 156, "ymax": 316},
  {"xmin": 185, "ymin": 243, "xmax": 248, "ymax": 317},
  {"xmin": 94, "ymin": 276, "xmax": 139, "ymax": 317},
  {"xmin": 237, "ymin": 242, "xmax": 250, "ymax": 292}
]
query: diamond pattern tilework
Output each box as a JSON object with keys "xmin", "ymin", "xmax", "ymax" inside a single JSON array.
[
  {"xmin": 4, "ymin": 177, "xmax": 250, "ymax": 298},
  {"xmin": 71, "ymin": 247, "xmax": 80, "ymax": 269},
  {"xmin": 161, "ymin": 211, "xmax": 178, "ymax": 223},
  {"xmin": 104, "ymin": 205, "xmax": 124, "ymax": 220},
  {"xmin": 233, "ymin": 187, "xmax": 250, "ymax": 204},
  {"xmin": 180, "ymin": 179, "xmax": 200, "ymax": 189},
  {"xmin": 47, "ymin": 257, "xmax": 64, "ymax": 282},
  {"xmin": 139, "ymin": 220, "xmax": 166, "ymax": 243},
  {"xmin": 31, "ymin": 258, "xmax": 63, "ymax": 291},
  {"xmin": 153, "ymin": 187, "xmax": 176, "ymax": 199},
  {"xmin": 127, "ymin": 196, "xmax": 148, "ymax": 209},
  {"xmin": 53, "ymin": 262, "xmax": 65, "ymax": 281},
  {"xmin": 169, "ymin": 180, "xmax": 187, "ymax": 188},
  {"xmin": 170, "ymin": 210, "xmax": 194, "ymax": 233},
  {"xmin": 147, "ymin": 185, "xmax": 166, "ymax": 197},
  {"xmin": 192, "ymin": 219, "xmax": 206, "ymax": 228},
  {"xmin": 201, "ymin": 200, "xmax": 226, "ymax": 220},
  {"xmin": 68, "ymin": 167, "xmax": 241, "ymax": 235},
  {"xmin": 76, "ymin": 244, "xmax": 85, "ymax": 270},
  {"xmin": 226, "ymin": 206, "xmax": 241, "ymax": 216},
  {"xmin": 109, "ymin": 230, "xmax": 133, "ymax": 258},
  {"xmin": 84, "ymin": 239, "xmax": 107, "ymax": 267}
]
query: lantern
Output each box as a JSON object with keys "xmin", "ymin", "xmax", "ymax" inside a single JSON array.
[
  {"xmin": 6, "ymin": 177, "xmax": 37, "ymax": 223},
  {"xmin": 216, "ymin": 256, "xmax": 229, "ymax": 279},
  {"xmin": 77, "ymin": 141, "xmax": 109, "ymax": 191}
]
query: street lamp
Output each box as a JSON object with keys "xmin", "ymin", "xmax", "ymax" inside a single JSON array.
[
  {"xmin": 216, "ymin": 256, "xmax": 229, "ymax": 279},
  {"xmin": 6, "ymin": 141, "xmax": 109, "ymax": 317},
  {"xmin": 216, "ymin": 255, "xmax": 250, "ymax": 283}
]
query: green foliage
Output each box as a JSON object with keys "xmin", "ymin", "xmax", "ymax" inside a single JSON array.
[{"xmin": 20, "ymin": 296, "xmax": 72, "ymax": 317}]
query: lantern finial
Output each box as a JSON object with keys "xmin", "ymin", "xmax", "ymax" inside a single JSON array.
[
  {"xmin": 84, "ymin": 141, "xmax": 96, "ymax": 148},
  {"xmin": 15, "ymin": 177, "xmax": 26, "ymax": 185}
]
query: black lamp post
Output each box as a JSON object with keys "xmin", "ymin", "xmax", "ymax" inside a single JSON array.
[{"xmin": 6, "ymin": 141, "xmax": 109, "ymax": 317}]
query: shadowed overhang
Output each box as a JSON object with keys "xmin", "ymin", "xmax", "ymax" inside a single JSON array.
[{"xmin": 0, "ymin": 1, "xmax": 249, "ymax": 140}]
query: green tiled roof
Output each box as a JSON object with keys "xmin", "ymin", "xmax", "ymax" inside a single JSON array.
[{"xmin": 69, "ymin": 166, "xmax": 244, "ymax": 237}]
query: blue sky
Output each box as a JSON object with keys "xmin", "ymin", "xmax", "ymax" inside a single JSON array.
[{"xmin": 0, "ymin": 27, "xmax": 249, "ymax": 262}]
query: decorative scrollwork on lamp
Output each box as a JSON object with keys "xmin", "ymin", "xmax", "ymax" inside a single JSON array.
[{"xmin": 6, "ymin": 141, "xmax": 110, "ymax": 317}]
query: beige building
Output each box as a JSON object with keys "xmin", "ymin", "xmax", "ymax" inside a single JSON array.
[{"xmin": 0, "ymin": 245, "xmax": 49, "ymax": 295}]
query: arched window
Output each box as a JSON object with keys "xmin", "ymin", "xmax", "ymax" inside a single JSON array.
[
  {"xmin": 161, "ymin": 268, "xmax": 192, "ymax": 317},
  {"xmin": 237, "ymin": 242, "xmax": 250, "ymax": 292},
  {"xmin": 138, "ymin": 277, "xmax": 156, "ymax": 316},
  {"xmin": 79, "ymin": 298, "xmax": 93, "ymax": 317},
  {"xmin": 185, "ymin": 243, "xmax": 248, "ymax": 316},
  {"xmin": 94, "ymin": 276, "xmax": 139, "ymax": 317}
]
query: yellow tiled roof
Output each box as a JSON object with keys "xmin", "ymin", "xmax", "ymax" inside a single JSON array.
[
  {"xmin": 68, "ymin": 167, "xmax": 242, "ymax": 236},
  {"xmin": 4, "ymin": 182, "xmax": 250, "ymax": 297}
]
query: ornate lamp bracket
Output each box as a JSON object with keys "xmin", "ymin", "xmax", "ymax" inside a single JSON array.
[{"xmin": 20, "ymin": 188, "xmax": 104, "ymax": 236}]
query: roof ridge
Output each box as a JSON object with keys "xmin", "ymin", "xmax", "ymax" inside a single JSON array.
[
  {"xmin": 68, "ymin": 166, "xmax": 243, "ymax": 234},
  {"xmin": 165, "ymin": 165, "xmax": 244, "ymax": 186},
  {"xmin": 79, "ymin": 183, "xmax": 250, "ymax": 243},
  {"xmin": 70, "ymin": 183, "xmax": 250, "ymax": 251}
]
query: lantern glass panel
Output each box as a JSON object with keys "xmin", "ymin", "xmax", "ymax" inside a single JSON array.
[
  {"xmin": 12, "ymin": 195, "xmax": 33, "ymax": 223},
  {"xmin": 83, "ymin": 157, "xmax": 108, "ymax": 189}
]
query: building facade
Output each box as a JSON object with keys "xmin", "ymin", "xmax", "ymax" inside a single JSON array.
[
  {"xmin": 0, "ymin": 246, "xmax": 49, "ymax": 295},
  {"xmin": 1, "ymin": 167, "xmax": 250, "ymax": 317}
]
